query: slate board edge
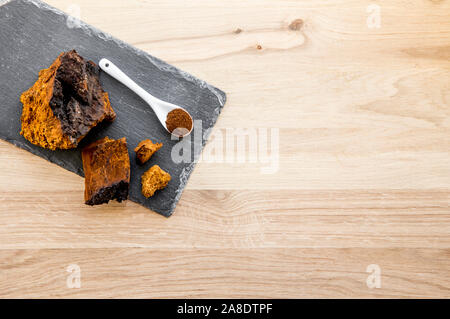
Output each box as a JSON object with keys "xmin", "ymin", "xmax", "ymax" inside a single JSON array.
[{"xmin": 0, "ymin": 0, "xmax": 227, "ymax": 217}]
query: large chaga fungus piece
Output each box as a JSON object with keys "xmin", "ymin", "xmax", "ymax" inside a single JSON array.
[
  {"xmin": 20, "ymin": 50, "xmax": 116, "ymax": 150},
  {"xmin": 82, "ymin": 137, "xmax": 130, "ymax": 205}
]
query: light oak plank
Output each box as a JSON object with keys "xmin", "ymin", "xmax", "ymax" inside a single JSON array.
[
  {"xmin": 0, "ymin": 188, "xmax": 448, "ymax": 249},
  {"xmin": 45, "ymin": 1, "xmax": 450, "ymax": 129},
  {"xmin": 0, "ymin": 248, "xmax": 448, "ymax": 298},
  {"xmin": 2, "ymin": 126, "xmax": 450, "ymax": 190}
]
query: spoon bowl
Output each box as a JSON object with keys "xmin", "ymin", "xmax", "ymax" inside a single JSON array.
[{"xmin": 99, "ymin": 58, "xmax": 193, "ymax": 138}]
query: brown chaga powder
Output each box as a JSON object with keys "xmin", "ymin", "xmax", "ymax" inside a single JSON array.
[{"xmin": 165, "ymin": 108, "xmax": 193, "ymax": 137}]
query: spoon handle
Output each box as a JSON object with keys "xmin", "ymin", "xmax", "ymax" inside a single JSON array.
[{"xmin": 99, "ymin": 59, "xmax": 156, "ymax": 106}]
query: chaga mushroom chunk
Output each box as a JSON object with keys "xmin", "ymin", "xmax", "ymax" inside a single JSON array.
[
  {"xmin": 141, "ymin": 165, "xmax": 171, "ymax": 198},
  {"xmin": 20, "ymin": 50, "xmax": 116, "ymax": 150},
  {"xmin": 134, "ymin": 139, "xmax": 163, "ymax": 164},
  {"xmin": 82, "ymin": 137, "xmax": 130, "ymax": 205}
]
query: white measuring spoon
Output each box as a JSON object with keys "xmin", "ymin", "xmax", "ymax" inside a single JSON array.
[{"xmin": 99, "ymin": 58, "xmax": 193, "ymax": 137}]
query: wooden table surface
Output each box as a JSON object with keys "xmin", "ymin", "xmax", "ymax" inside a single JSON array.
[{"xmin": 0, "ymin": 0, "xmax": 449, "ymax": 298}]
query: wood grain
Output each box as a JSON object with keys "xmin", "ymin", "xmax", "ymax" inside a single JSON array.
[
  {"xmin": 1, "ymin": 248, "xmax": 449, "ymax": 298},
  {"xmin": 0, "ymin": 0, "xmax": 449, "ymax": 298}
]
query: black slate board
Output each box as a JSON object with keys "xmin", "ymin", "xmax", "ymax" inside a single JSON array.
[{"xmin": 0, "ymin": 0, "xmax": 226, "ymax": 217}]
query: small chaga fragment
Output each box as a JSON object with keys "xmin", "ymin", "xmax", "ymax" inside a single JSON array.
[
  {"xmin": 82, "ymin": 137, "xmax": 130, "ymax": 205},
  {"xmin": 141, "ymin": 165, "xmax": 171, "ymax": 198},
  {"xmin": 20, "ymin": 50, "xmax": 116, "ymax": 150},
  {"xmin": 134, "ymin": 139, "xmax": 163, "ymax": 164}
]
